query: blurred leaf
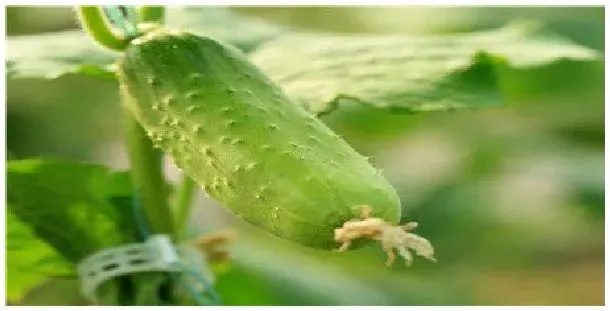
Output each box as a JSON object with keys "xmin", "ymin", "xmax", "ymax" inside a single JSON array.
[
  {"xmin": 251, "ymin": 21, "xmax": 600, "ymax": 115},
  {"xmin": 7, "ymin": 159, "xmax": 136, "ymax": 262},
  {"xmin": 6, "ymin": 30, "xmax": 117, "ymax": 80},
  {"xmin": 166, "ymin": 6, "xmax": 285, "ymax": 53},
  {"xmin": 17, "ymin": 278, "xmax": 88, "ymax": 306},
  {"xmin": 7, "ymin": 159, "xmax": 180, "ymax": 306},
  {"xmin": 6, "ymin": 7, "xmax": 284, "ymax": 80},
  {"xmin": 209, "ymin": 224, "xmax": 389, "ymax": 305},
  {"xmin": 6, "ymin": 210, "xmax": 75, "ymax": 303}
]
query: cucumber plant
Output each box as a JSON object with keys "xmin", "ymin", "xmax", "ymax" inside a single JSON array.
[{"xmin": 6, "ymin": 5, "xmax": 599, "ymax": 306}]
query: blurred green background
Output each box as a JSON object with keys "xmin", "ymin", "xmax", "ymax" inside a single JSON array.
[{"xmin": 7, "ymin": 6, "xmax": 604, "ymax": 306}]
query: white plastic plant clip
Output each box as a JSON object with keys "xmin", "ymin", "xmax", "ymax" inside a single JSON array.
[{"xmin": 77, "ymin": 234, "xmax": 181, "ymax": 301}]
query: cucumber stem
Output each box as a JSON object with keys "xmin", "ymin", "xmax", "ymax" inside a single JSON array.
[
  {"xmin": 138, "ymin": 5, "xmax": 191, "ymax": 240},
  {"xmin": 77, "ymin": 5, "xmax": 174, "ymax": 237},
  {"xmin": 123, "ymin": 113, "xmax": 174, "ymax": 236},
  {"xmin": 138, "ymin": 6, "xmax": 166, "ymax": 23},
  {"xmin": 173, "ymin": 177, "xmax": 196, "ymax": 239},
  {"xmin": 75, "ymin": 6, "xmax": 129, "ymax": 51}
]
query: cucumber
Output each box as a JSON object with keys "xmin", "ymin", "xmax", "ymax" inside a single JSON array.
[{"xmin": 117, "ymin": 29, "xmax": 401, "ymax": 249}]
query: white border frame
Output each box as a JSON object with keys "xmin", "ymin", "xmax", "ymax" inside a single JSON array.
[{"xmin": 2, "ymin": 2, "xmax": 607, "ymax": 310}]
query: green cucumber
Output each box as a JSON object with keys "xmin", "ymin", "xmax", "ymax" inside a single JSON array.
[{"xmin": 117, "ymin": 29, "xmax": 401, "ymax": 249}]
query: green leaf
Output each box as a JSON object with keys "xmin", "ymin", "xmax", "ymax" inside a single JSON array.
[
  {"xmin": 165, "ymin": 6, "xmax": 285, "ymax": 53},
  {"xmin": 250, "ymin": 21, "xmax": 600, "ymax": 115},
  {"xmin": 6, "ymin": 30, "xmax": 117, "ymax": 80},
  {"xmin": 16, "ymin": 278, "xmax": 89, "ymax": 306},
  {"xmin": 6, "ymin": 7, "xmax": 284, "ymax": 80},
  {"xmin": 7, "ymin": 159, "xmax": 178, "ymax": 306},
  {"xmin": 7, "ymin": 159, "xmax": 136, "ymax": 262},
  {"xmin": 6, "ymin": 210, "xmax": 75, "ymax": 303}
]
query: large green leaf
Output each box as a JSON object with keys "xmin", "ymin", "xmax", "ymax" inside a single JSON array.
[
  {"xmin": 6, "ymin": 210, "xmax": 75, "ymax": 302},
  {"xmin": 7, "ymin": 159, "xmax": 136, "ymax": 262},
  {"xmin": 165, "ymin": 6, "xmax": 285, "ymax": 53},
  {"xmin": 7, "ymin": 159, "xmax": 188, "ymax": 306},
  {"xmin": 6, "ymin": 30, "xmax": 118, "ymax": 80},
  {"xmin": 250, "ymin": 21, "xmax": 600, "ymax": 115},
  {"xmin": 6, "ymin": 7, "xmax": 284, "ymax": 80}
]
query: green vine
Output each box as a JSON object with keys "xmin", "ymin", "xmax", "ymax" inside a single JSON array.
[
  {"xmin": 123, "ymin": 112, "xmax": 174, "ymax": 236},
  {"xmin": 137, "ymin": 6, "xmax": 194, "ymax": 240},
  {"xmin": 76, "ymin": 6, "xmax": 173, "ymax": 237},
  {"xmin": 173, "ymin": 177, "xmax": 196, "ymax": 239},
  {"xmin": 75, "ymin": 6, "xmax": 129, "ymax": 51}
]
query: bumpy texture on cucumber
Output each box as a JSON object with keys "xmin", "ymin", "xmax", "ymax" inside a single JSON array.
[{"xmin": 117, "ymin": 29, "xmax": 401, "ymax": 249}]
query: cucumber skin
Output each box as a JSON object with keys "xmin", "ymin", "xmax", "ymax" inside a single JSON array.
[{"xmin": 117, "ymin": 29, "xmax": 401, "ymax": 249}]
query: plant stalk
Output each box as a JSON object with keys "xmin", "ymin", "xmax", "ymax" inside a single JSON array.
[
  {"xmin": 75, "ymin": 6, "xmax": 129, "ymax": 51},
  {"xmin": 123, "ymin": 112, "xmax": 174, "ymax": 236},
  {"xmin": 77, "ymin": 6, "xmax": 176, "ymax": 306},
  {"xmin": 77, "ymin": 5, "xmax": 173, "ymax": 237},
  {"xmin": 173, "ymin": 177, "xmax": 196, "ymax": 239}
]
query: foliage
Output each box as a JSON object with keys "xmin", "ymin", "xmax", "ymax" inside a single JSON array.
[
  {"xmin": 7, "ymin": 9, "xmax": 597, "ymax": 113},
  {"xmin": 6, "ymin": 159, "xmax": 137, "ymax": 301},
  {"xmin": 251, "ymin": 21, "xmax": 598, "ymax": 115}
]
